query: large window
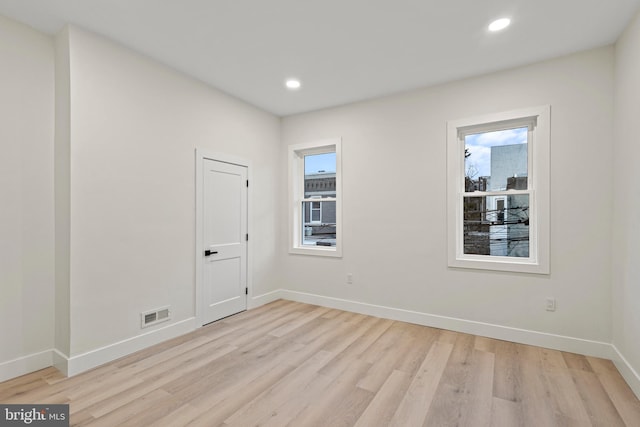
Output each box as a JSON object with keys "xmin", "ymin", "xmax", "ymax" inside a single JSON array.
[
  {"xmin": 447, "ymin": 106, "xmax": 550, "ymax": 274},
  {"xmin": 289, "ymin": 138, "xmax": 342, "ymax": 256}
]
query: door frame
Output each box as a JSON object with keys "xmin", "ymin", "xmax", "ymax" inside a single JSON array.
[{"xmin": 195, "ymin": 149, "xmax": 252, "ymax": 327}]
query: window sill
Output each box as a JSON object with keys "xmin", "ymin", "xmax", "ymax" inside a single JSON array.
[
  {"xmin": 289, "ymin": 246, "xmax": 342, "ymax": 258},
  {"xmin": 448, "ymin": 255, "xmax": 549, "ymax": 274}
]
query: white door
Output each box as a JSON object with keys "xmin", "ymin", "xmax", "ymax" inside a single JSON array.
[{"xmin": 202, "ymin": 159, "xmax": 247, "ymax": 325}]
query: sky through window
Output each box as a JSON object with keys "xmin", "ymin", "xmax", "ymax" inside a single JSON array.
[
  {"xmin": 304, "ymin": 152, "xmax": 336, "ymax": 174},
  {"xmin": 465, "ymin": 127, "xmax": 527, "ymax": 178}
]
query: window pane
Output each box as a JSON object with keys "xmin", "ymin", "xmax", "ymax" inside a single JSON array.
[
  {"xmin": 304, "ymin": 153, "xmax": 336, "ymax": 198},
  {"xmin": 463, "ymin": 195, "xmax": 529, "ymax": 257},
  {"xmin": 464, "ymin": 127, "xmax": 528, "ymax": 191},
  {"xmin": 301, "ymin": 201, "xmax": 336, "ymax": 247}
]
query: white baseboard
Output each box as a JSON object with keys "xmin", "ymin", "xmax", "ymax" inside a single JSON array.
[
  {"xmin": 0, "ymin": 350, "xmax": 53, "ymax": 383},
  {"xmin": 261, "ymin": 290, "xmax": 640, "ymax": 399},
  {"xmin": 278, "ymin": 289, "xmax": 614, "ymax": 360},
  {"xmin": 269, "ymin": 290, "xmax": 640, "ymax": 399},
  {"xmin": 61, "ymin": 317, "xmax": 197, "ymax": 377},
  {"xmin": 611, "ymin": 345, "xmax": 640, "ymax": 399},
  {"xmin": 66, "ymin": 291, "xmax": 280, "ymax": 376},
  {"xmin": 249, "ymin": 289, "xmax": 284, "ymax": 309},
  {"xmin": 52, "ymin": 349, "xmax": 69, "ymax": 376},
  {"xmin": 5, "ymin": 290, "xmax": 638, "ymax": 401}
]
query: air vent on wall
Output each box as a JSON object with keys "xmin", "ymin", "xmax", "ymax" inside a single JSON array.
[{"xmin": 141, "ymin": 306, "xmax": 171, "ymax": 329}]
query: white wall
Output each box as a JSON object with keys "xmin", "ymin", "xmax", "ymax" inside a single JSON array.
[
  {"xmin": 0, "ymin": 15, "xmax": 55, "ymax": 379},
  {"xmin": 613, "ymin": 10, "xmax": 640, "ymax": 396},
  {"xmin": 60, "ymin": 27, "xmax": 281, "ymax": 360},
  {"xmin": 0, "ymin": 9, "xmax": 635, "ymax": 387},
  {"xmin": 281, "ymin": 47, "xmax": 614, "ymax": 346}
]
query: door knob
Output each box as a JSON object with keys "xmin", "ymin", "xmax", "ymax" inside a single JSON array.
[{"xmin": 204, "ymin": 250, "xmax": 218, "ymax": 256}]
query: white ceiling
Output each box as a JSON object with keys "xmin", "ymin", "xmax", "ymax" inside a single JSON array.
[{"xmin": 0, "ymin": 0, "xmax": 638, "ymax": 116}]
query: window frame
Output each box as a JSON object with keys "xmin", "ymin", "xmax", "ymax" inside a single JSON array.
[
  {"xmin": 447, "ymin": 106, "xmax": 550, "ymax": 274},
  {"xmin": 288, "ymin": 138, "xmax": 342, "ymax": 257}
]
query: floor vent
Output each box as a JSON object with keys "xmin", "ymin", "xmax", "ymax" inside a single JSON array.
[{"xmin": 141, "ymin": 306, "xmax": 171, "ymax": 328}]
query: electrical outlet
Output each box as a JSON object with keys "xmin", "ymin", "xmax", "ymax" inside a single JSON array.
[
  {"xmin": 545, "ymin": 297, "xmax": 556, "ymax": 312},
  {"xmin": 347, "ymin": 273, "xmax": 353, "ymax": 284}
]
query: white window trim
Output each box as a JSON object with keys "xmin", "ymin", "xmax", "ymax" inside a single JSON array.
[
  {"xmin": 447, "ymin": 106, "xmax": 550, "ymax": 274},
  {"xmin": 289, "ymin": 138, "xmax": 342, "ymax": 257}
]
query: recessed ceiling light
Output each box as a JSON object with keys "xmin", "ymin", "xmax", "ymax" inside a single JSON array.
[
  {"xmin": 285, "ymin": 79, "xmax": 301, "ymax": 90},
  {"xmin": 488, "ymin": 18, "xmax": 511, "ymax": 32}
]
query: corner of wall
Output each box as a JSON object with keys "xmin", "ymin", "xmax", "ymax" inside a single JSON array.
[
  {"xmin": 612, "ymin": 6, "xmax": 640, "ymax": 401},
  {"xmin": 52, "ymin": 349, "xmax": 69, "ymax": 377},
  {"xmin": 54, "ymin": 25, "xmax": 71, "ymax": 358},
  {"xmin": 612, "ymin": 345, "xmax": 640, "ymax": 399}
]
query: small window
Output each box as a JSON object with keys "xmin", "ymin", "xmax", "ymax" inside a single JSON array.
[
  {"xmin": 289, "ymin": 139, "xmax": 342, "ymax": 256},
  {"xmin": 447, "ymin": 106, "xmax": 550, "ymax": 274}
]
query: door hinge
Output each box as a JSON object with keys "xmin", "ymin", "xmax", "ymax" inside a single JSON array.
[
  {"xmin": 246, "ymin": 180, "xmax": 249, "ymax": 187},
  {"xmin": 246, "ymin": 233, "xmax": 249, "ymax": 241},
  {"xmin": 245, "ymin": 287, "xmax": 248, "ymax": 295}
]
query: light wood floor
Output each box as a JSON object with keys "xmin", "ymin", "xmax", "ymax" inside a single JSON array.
[{"xmin": 2, "ymin": 300, "xmax": 640, "ymax": 426}]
